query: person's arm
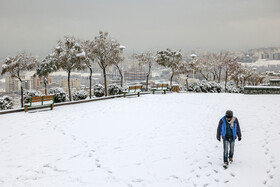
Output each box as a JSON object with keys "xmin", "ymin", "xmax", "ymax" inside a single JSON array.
[
  {"xmin": 236, "ymin": 118, "xmax": 242, "ymax": 140},
  {"xmin": 216, "ymin": 119, "xmax": 223, "ymax": 141}
]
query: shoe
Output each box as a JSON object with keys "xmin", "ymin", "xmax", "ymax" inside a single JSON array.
[
  {"xmin": 223, "ymin": 162, "xmax": 228, "ymax": 169},
  {"xmin": 229, "ymin": 158, "xmax": 233, "ymax": 163}
]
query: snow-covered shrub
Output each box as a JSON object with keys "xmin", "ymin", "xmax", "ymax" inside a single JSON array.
[
  {"xmin": 72, "ymin": 90, "xmax": 88, "ymax": 101},
  {"xmin": 108, "ymin": 84, "xmax": 123, "ymax": 95},
  {"xmin": 188, "ymin": 81, "xmax": 242, "ymax": 93},
  {"xmin": 48, "ymin": 87, "xmax": 67, "ymax": 103},
  {"xmin": 23, "ymin": 90, "xmax": 42, "ymax": 103},
  {"xmin": 200, "ymin": 80, "xmax": 212, "ymax": 92},
  {"xmin": 0, "ymin": 96, "xmax": 13, "ymax": 110},
  {"xmin": 94, "ymin": 84, "xmax": 105, "ymax": 97},
  {"xmin": 226, "ymin": 82, "xmax": 244, "ymax": 93},
  {"xmin": 208, "ymin": 81, "xmax": 222, "ymax": 93}
]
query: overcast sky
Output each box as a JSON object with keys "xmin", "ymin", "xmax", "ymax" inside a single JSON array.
[{"xmin": 0, "ymin": 0, "xmax": 280, "ymax": 58}]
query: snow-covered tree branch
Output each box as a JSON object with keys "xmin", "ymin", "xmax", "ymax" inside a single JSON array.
[
  {"xmin": 1, "ymin": 52, "xmax": 39, "ymax": 107},
  {"xmin": 52, "ymin": 36, "xmax": 87, "ymax": 101}
]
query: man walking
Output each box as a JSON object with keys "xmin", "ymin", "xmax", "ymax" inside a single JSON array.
[{"xmin": 217, "ymin": 110, "xmax": 242, "ymax": 168}]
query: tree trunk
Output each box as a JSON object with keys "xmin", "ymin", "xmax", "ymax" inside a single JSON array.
[
  {"xmin": 186, "ymin": 78, "xmax": 189, "ymax": 91},
  {"xmin": 68, "ymin": 71, "xmax": 72, "ymax": 101},
  {"xmin": 146, "ymin": 75, "xmax": 149, "ymax": 91},
  {"xmin": 18, "ymin": 77, "xmax": 24, "ymax": 108},
  {"xmin": 212, "ymin": 72, "xmax": 216, "ymax": 81},
  {"xmin": 146, "ymin": 64, "xmax": 151, "ymax": 91},
  {"xmin": 20, "ymin": 84, "xmax": 24, "ymax": 108},
  {"xmin": 103, "ymin": 68, "xmax": 108, "ymax": 96},
  {"xmin": 115, "ymin": 64, "xmax": 123, "ymax": 88},
  {"xmin": 218, "ymin": 67, "xmax": 222, "ymax": 83},
  {"xmin": 170, "ymin": 71, "xmax": 174, "ymax": 91},
  {"xmin": 225, "ymin": 71, "xmax": 228, "ymax": 92},
  {"xmin": 120, "ymin": 75, "xmax": 123, "ymax": 88},
  {"xmin": 200, "ymin": 70, "xmax": 208, "ymax": 81},
  {"xmin": 89, "ymin": 68, "xmax": 92, "ymax": 98},
  {"xmin": 44, "ymin": 82, "xmax": 47, "ymax": 95}
]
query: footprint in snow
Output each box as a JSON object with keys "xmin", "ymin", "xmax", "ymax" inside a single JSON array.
[
  {"xmin": 224, "ymin": 179, "xmax": 230, "ymax": 183},
  {"xmin": 170, "ymin": 175, "xmax": 179, "ymax": 179},
  {"xmin": 70, "ymin": 154, "xmax": 80, "ymax": 159},
  {"xmin": 131, "ymin": 179, "xmax": 144, "ymax": 183}
]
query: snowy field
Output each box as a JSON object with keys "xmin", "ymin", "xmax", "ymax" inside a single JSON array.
[{"xmin": 0, "ymin": 93, "xmax": 280, "ymax": 187}]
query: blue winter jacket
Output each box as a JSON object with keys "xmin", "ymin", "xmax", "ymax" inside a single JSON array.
[{"xmin": 217, "ymin": 116, "xmax": 242, "ymax": 140}]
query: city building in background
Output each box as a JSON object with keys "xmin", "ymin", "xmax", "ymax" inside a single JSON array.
[{"xmin": 61, "ymin": 79, "xmax": 81, "ymax": 92}]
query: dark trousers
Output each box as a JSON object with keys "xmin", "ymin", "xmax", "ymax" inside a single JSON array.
[{"xmin": 223, "ymin": 137, "xmax": 235, "ymax": 163}]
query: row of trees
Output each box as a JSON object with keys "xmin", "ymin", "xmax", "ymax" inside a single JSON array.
[
  {"xmin": 134, "ymin": 50, "xmax": 266, "ymax": 93},
  {"xmin": 1, "ymin": 31, "xmax": 124, "ymax": 107},
  {"xmin": 1, "ymin": 31, "xmax": 265, "ymax": 108}
]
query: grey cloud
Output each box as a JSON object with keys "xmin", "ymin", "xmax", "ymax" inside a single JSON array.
[{"xmin": 0, "ymin": 0, "xmax": 280, "ymax": 58}]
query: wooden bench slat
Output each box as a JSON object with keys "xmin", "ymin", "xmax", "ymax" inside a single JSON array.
[
  {"xmin": 31, "ymin": 97, "xmax": 43, "ymax": 102},
  {"xmin": 43, "ymin": 95, "xmax": 54, "ymax": 101}
]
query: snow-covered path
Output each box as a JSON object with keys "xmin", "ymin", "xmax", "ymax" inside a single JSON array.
[{"xmin": 0, "ymin": 93, "xmax": 280, "ymax": 187}]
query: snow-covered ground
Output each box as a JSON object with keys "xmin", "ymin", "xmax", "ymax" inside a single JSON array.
[{"xmin": 0, "ymin": 93, "xmax": 280, "ymax": 187}]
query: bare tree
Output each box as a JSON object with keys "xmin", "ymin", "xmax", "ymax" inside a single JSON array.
[
  {"xmin": 228, "ymin": 61, "xmax": 244, "ymax": 86},
  {"xmin": 53, "ymin": 36, "xmax": 86, "ymax": 101},
  {"xmin": 34, "ymin": 54, "xmax": 57, "ymax": 95},
  {"xmin": 212, "ymin": 52, "xmax": 229, "ymax": 83},
  {"xmin": 87, "ymin": 31, "xmax": 123, "ymax": 96},
  {"xmin": 135, "ymin": 51, "xmax": 155, "ymax": 91},
  {"xmin": 223, "ymin": 57, "xmax": 238, "ymax": 91},
  {"xmin": 156, "ymin": 49, "xmax": 182, "ymax": 88},
  {"xmin": 1, "ymin": 52, "xmax": 39, "ymax": 107},
  {"xmin": 177, "ymin": 61, "xmax": 194, "ymax": 90},
  {"xmin": 194, "ymin": 57, "xmax": 212, "ymax": 81}
]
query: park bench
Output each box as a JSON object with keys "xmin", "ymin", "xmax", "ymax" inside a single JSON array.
[
  {"xmin": 152, "ymin": 83, "xmax": 169, "ymax": 94},
  {"xmin": 24, "ymin": 95, "xmax": 55, "ymax": 112},
  {"xmin": 123, "ymin": 85, "xmax": 143, "ymax": 97}
]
